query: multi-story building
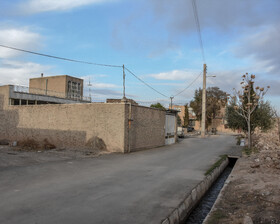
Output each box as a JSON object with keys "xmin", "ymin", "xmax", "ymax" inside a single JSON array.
[
  {"xmin": 29, "ymin": 74, "xmax": 84, "ymax": 100},
  {"xmin": 1, "ymin": 74, "xmax": 90, "ymax": 106}
]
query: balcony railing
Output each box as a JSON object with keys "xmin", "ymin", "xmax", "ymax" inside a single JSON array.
[{"xmin": 13, "ymin": 85, "xmax": 91, "ymax": 102}]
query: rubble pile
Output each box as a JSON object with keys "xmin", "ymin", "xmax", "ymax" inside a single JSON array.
[
  {"xmin": 253, "ymin": 124, "xmax": 280, "ymax": 151},
  {"xmin": 251, "ymin": 124, "xmax": 280, "ymax": 171}
]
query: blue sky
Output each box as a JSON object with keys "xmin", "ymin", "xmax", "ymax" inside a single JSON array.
[{"xmin": 0, "ymin": 0, "xmax": 279, "ymax": 110}]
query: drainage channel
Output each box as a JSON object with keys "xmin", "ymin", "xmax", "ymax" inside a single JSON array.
[{"xmin": 185, "ymin": 157, "xmax": 238, "ymax": 224}]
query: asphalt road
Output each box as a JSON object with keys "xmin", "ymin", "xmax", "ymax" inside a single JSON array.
[{"xmin": 0, "ymin": 135, "xmax": 236, "ymax": 224}]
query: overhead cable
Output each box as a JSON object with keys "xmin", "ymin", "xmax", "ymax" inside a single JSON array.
[
  {"xmin": 191, "ymin": 0, "xmax": 206, "ymax": 63},
  {"xmin": 0, "ymin": 44, "xmax": 122, "ymax": 68},
  {"xmin": 173, "ymin": 71, "xmax": 202, "ymax": 97},
  {"xmin": 124, "ymin": 67, "xmax": 169, "ymax": 98}
]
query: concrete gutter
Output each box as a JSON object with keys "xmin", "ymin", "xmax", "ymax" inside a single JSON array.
[
  {"xmin": 161, "ymin": 157, "xmax": 229, "ymax": 224},
  {"xmin": 202, "ymin": 157, "xmax": 240, "ymax": 224}
]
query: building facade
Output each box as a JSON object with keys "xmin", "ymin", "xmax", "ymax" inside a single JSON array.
[
  {"xmin": 29, "ymin": 74, "xmax": 84, "ymax": 100},
  {"xmin": 170, "ymin": 105, "xmax": 196, "ymax": 127}
]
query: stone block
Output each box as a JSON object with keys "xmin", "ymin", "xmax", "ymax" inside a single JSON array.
[
  {"xmin": 191, "ymin": 188, "xmax": 197, "ymax": 202},
  {"xmin": 168, "ymin": 209, "xmax": 179, "ymax": 224},
  {"xmin": 184, "ymin": 195, "xmax": 193, "ymax": 213},
  {"xmin": 178, "ymin": 202, "xmax": 187, "ymax": 222},
  {"xmin": 161, "ymin": 218, "xmax": 170, "ymax": 224}
]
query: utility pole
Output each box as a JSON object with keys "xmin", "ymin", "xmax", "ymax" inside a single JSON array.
[
  {"xmin": 201, "ymin": 64, "xmax": 207, "ymax": 138},
  {"xmin": 122, "ymin": 64, "xmax": 126, "ymax": 99},
  {"xmin": 88, "ymin": 77, "xmax": 92, "ymax": 102},
  {"xmin": 170, "ymin": 96, "xmax": 174, "ymax": 109}
]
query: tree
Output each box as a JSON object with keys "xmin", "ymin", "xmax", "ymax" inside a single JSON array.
[
  {"xmin": 183, "ymin": 104, "xmax": 189, "ymax": 127},
  {"xmin": 150, "ymin": 102, "xmax": 165, "ymax": 110},
  {"xmin": 190, "ymin": 87, "xmax": 227, "ymax": 127},
  {"xmin": 177, "ymin": 114, "xmax": 182, "ymax": 126},
  {"xmin": 227, "ymin": 73, "xmax": 271, "ymax": 148},
  {"xmin": 226, "ymin": 100, "xmax": 274, "ymax": 133}
]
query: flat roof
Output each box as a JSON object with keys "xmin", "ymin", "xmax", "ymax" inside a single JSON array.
[{"xmin": 30, "ymin": 75, "xmax": 83, "ymax": 80}]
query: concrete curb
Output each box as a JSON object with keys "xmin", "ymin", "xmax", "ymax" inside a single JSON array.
[
  {"xmin": 202, "ymin": 158, "xmax": 240, "ymax": 224},
  {"xmin": 161, "ymin": 157, "xmax": 229, "ymax": 224}
]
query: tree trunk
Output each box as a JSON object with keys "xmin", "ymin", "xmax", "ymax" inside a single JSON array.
[
  {"xmin": 248, "ymin": 123, "xmax": 251, "ymax": 149},
  {"xmin": 248, "ymin": 113, "xmax": 251, "ymax": 149}
]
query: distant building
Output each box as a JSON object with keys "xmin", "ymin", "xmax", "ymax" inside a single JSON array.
[
  {"xmin": 0, "ymin": 74, "xmax": 90, "ymax": 106},
  {"xmin": 106, "ymin": 98, "xmax": 138, "ymax": 105},
  {"xmin": 170, "ymin": 104, "xmax": 196, "ymax": 127},
  {"xmin": 29, "ymin": 74, "xmax": 84, "ymax": 100}
]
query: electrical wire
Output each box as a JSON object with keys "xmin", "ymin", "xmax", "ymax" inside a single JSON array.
[
  {"xmin": 124, "ymin": 67, "xmax": 169, "ymax": 98},
  {"xmin": 0, "ymin": 44, "xmax": 122, "ymax": 68},
  {"xmin": 173, "ymin": 71, "xmax": 202, "ymax": 97},
  {"xmin": 191, "ymin": 0, "xmax": 205, "ymax": 63}
]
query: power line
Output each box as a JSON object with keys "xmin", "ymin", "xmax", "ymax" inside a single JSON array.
[
  {"xmin": 124, "ymin": 67, "xmax": 169, "ymax": 98},
  {"xmin": 173, "ymin": 71, "xmax": 202, "ymax": 97},
  {"xmin": 0, "ymin": 44, "xmax": 122, "ymax": 68},
  {"xmin": 191, "ymin": 0, "xmax": 206, "ymax": 63}
]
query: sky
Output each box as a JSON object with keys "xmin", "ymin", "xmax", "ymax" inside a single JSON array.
[{"xmin": 0, "ymin": 0, "xmax": 279, "ymax": 110}]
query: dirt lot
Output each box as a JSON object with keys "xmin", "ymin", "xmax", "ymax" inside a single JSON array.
[
  {"xmin": 205, "ymin": 125, "xmax": 280, "ymax": 224},
  {"xmin": 0, "ymin": 145, "xmax": 109, "ymax": 169}
]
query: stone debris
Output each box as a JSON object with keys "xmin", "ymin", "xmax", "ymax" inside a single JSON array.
[{"xmin": 250, "ymin": 124, "xmax": 280, "ymax": 171}]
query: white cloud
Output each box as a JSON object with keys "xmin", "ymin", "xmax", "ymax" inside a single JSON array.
[
  {"xmin": 0, "ymin": 27, "xmax": 42, "ymax": 58},
  {"xmin": 0, "ymin": 60, "xmax": 52, "ymax": 86},
  {"xmin": 81, "ymin": 74, "xmax": 119, "ymax": 89},
  {"xmin": 20, "ymin": 0, "xmax": 118, "ymax": 14},
  {"xmin": 0, "ymin": 27, "xmax": 50, "ymax": 86},
  {"xmin": 91, "ymin": 83, "xmax": 118, "ymax": 89},
  {"xmin": 149, "ymin": 69, "xmax": 202, "ymax": 81},
  {"xmin": 234, "ymin": 24, "xmax": 280, "ymax": 75}
]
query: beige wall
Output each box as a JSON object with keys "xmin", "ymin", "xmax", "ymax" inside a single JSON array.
[
  {"xmin": 0, "ymin": 85, "xmax": 10, "ymax": 110},
  {"xmin": 30, "ymin": 76, "xmax": 67, "ymax": 96},
  {"xmin": 0, "ymin": 99, "xmax": 126, "ymax": 152},
  {"xmin": 129, "ymin": 105, "xmax": 166, "ymax": 152},
  {"xmin": 29, "ymin": 75, "xmax": 84, "ymax": 98},
  {"xmin": 0, "ymin": 86, "xmax": 171, "ymax": 152}
]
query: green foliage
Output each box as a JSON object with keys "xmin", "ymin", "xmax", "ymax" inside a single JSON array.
[
  {"xmin": 242, "ymin": 146, "xmax": 259, "ymax": 156},
  {"xmin": 226, "ymin": 103, "xmax": 247, "ymax": 131},
  {"xmin": 226, "ymin": 100, "xmax": 274, "ymax": 133},
  {"xmin": 190, "ymin": 87, "xmax": 227, "ymax": 126},
  {"xmin": 204, "ymin": 155, "xmax": 227, "ymax": 176},
  {"xmin": 190, "ymin": 88, "xmax": 202, "ymax": 119},
  {"xmin": 177, "ymin": 114, "xmax": 182, "ymax": 126},
  {"xmin": 150, "ymin": 102, "xmax": 165, "ymax": 110},
  {"xmin": 183, "ymin": 104, "xmax": 189, "ymax": 127},
  {"xmin": 235, "ymin": 135, "xmax": 242, "ymax": 145},
  {"xmin": 206, "ymin": 209, "xmax": 228, "ymax": 224}
]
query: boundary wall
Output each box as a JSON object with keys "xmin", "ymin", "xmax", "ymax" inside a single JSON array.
[{"xmin": 0, "ymin": 87, "xmax": 167, "ymax": 152}]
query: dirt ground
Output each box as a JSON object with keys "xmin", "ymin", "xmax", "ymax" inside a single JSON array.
[
  {"xmin": 0, "ymin": 145, "xmax": 109, "ymax": 169},
  {"xmin": 205, "ymin": 125, "xmax": 280, "ymax": 224}
]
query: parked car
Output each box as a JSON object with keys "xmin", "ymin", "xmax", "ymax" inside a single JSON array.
[
  {"xmin": 177, "ymin": 127, "xmax": 184, "ymax": 138},
  {"xmin": 187, "ymin": 126, "xmax": 194, "ymax": 132}
]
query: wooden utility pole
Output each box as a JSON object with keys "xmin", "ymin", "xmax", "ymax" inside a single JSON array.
[{"xmin": 201, "ymin": 64, "xmax": 207, "ymax": 138}]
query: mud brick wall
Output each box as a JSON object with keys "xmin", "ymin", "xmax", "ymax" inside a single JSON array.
[
  {"xmin": 0, "ymin": 95, "xmax": 126, "ymax": 152},
  {"xmin": 129, "ymin": 105, "xmax": 166, "ymax": 152}
]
